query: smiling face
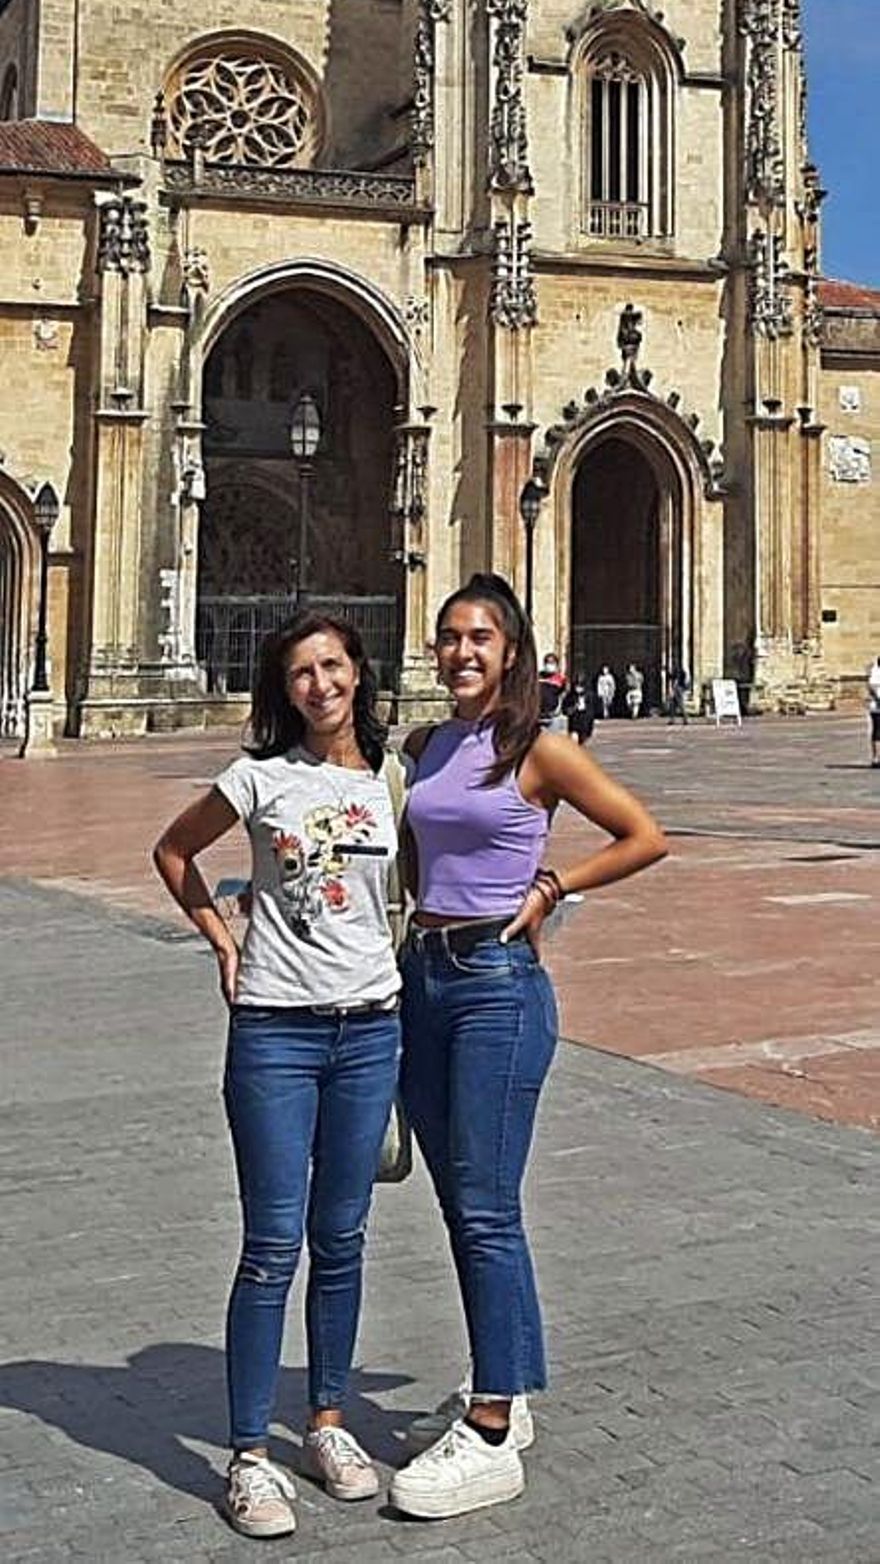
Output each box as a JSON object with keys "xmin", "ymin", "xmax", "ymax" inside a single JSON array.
[
  {"xmin": 435, "ymin": 598, "xmax": 515, "ymax": 718},
  {"xmin": 283, "ymin": 630, "xmax": 360, "ymax": 739}
]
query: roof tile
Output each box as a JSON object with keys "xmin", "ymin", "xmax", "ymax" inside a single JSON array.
[
  {"xmin": 819, "ymin": 277, "xmax": 880, "ymax": 313},
  {"xmin": 0, "ymin": 119, "xmax": 112, "ymax": 175}
]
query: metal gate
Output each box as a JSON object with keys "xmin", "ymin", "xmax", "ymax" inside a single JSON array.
[
  {"xmin": 196, "ymin": 595, "xmax": 401, "ymax": 695},
  {"xmin": 569, "ymin": 622, "xmax": 664, "ymax": 714}
]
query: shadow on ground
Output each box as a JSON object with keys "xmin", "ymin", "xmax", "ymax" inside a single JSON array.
[{"xmin": 0, "ymin": 1344, "xmax": 418, "ymax": 1502}]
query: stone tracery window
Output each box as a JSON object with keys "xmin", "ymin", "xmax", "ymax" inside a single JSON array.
[
  {"xmin": 163, "ymin": 38, "xmax": 324, "ymax": 167},
  {"xmin": 580, "ymin": 25, "xmax": 676, "ymax": 242}
]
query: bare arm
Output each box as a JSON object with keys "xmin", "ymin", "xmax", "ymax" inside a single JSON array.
[
  {"xmin": 153, "ymin": 787, "xmax": 242, "ymax": 1002},
  {"xmin": 502, "ymin": 733, "xmax": 667, "ymax": 947}
]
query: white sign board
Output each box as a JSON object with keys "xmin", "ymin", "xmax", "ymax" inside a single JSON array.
[{"xmin": 712, "ymin": 679, "xmax": 742, "ymax": 726}]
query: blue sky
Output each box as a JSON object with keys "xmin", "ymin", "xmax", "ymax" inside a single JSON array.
[{"xmin": 804, "ymin": 0, "xmax": 880, "ymax": 286}]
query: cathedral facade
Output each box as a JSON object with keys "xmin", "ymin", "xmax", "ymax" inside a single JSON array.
[{"xmin": 0, "ymin": 0, "xmax": 877, "ymax": 740}]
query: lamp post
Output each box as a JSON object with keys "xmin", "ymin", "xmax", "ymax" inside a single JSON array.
[
  {"xmin": 518, "ymin": 478, "xmax": 543, "ymax": 622},
  {"xmin": 289, "ymin": 393, "xmax": 322, "ymax": 601},
  {"xmin": 32, "ymin": 482, "xmax": 60, "ymax": 689},
  {"xmin": 19, "ymin": 481, "xmax": 60, "ymax": 757}
]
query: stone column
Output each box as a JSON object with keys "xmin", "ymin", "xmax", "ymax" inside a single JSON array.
[
  {"xmin": 485, "ymin": 1, "xmax": 537, "ymax": 604},
  {"xmin": 78, "ymin": 194, "xmax": 151, "ymax": 736}
]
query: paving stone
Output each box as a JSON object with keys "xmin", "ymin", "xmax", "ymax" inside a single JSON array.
[{"xmin": 1, "ymin": 860, "xmax": 878, "ymax": 1559}]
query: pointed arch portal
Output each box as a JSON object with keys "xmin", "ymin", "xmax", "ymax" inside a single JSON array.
[{"xmin": 570, "ymin": 435, "xmax": 670, "ymax": 710}]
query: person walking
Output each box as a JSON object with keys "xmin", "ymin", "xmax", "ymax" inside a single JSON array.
[
  {"xmin": 868, "ymin": 654, "xmax": 880, "ymax": 767},
  {"xmin": 562, "ymin": 672, "xmax": 596, "ymax": 744},
  {"xmin": 153, "ymin": 611, "xmax": 403, "ymax": 1540},
  {"xmin": 596, "ymin": 663, "xmax": 616, "ymax": 719},
  {"xmin": 625, "ymin": 662, "xmax": 645, "ymax": 719},
  {"xmin": 388, "ymin": 573, "xmax": 667, "ymax": 1520},
  {"xmin": 667, "ymin": 666, "xmax": 690, "ymax": 724}
]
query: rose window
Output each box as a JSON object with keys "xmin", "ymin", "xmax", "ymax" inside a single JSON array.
[{"xmin": 166, "ymin": 51, "xmax": 319, "ymax": 167}]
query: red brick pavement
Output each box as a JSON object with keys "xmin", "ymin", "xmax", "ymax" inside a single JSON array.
[{"xmin": 2, "ymin": 720, "xmax": 878, "ymax": 1131}]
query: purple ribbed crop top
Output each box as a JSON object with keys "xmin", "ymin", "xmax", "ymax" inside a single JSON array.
[{"xmin": 407, "ymin": 720, "xmax": 549, "ymax": 917}]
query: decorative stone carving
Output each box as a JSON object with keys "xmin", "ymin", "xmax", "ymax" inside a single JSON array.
[
  {"xmin": 782, "ymin": 0, "xmax": 801, "ymax": 48},
  {"xmin": 97, "ymin": 196, "xmax": 151, "ymax": 275},
  {"xmin": 616, "ymin": 302, "xmax": 644, "ymax": 383},
  {"xmin": 532, "ymin": 306, "xmax": 727, "ymax": 499},
  {"xmin": 748, "ymin": 228, "xmax": 793, "ymax": 339},
  {"xmin": 802, "ymin": 256, "xmax": 823, "ymax": 349},
  {"xmin": 182, "ymin": 247, "xmax": 211, "ymax": 298},
  {"xmin": 403, "ymin": 295, "xmax": 430, "ymax": 331},
  {"xmin": 412, "ymin": 1, "xmax": 452, "ymax": 166},
  {"xmin": 838, "ymin": 386, "xmax": 861, "ymax": 414},
  {"xmin": 740, "ymin": 0, "xmax": 785, "ymax": 206},
  {"xmin": 162, "ymin": 161, "xmax": 419, "ymax": 211},
  {"xmin": 828, "ymin": 436, "xmax": 871, "ymax": 484},
  {"xmin": 33, "ymin": 318, "xmax": 59, "ymax": 352},
  {"xmin": 489, "ymin": 213, "xmax": 537, "ymax": 329},
  {"xmin": 164, "ymin": 50, "xmax": 318, "ymax": 167},
  {"xmin": 391, "ymin": 423, "xmax": 431, "ymax": 563},
  {"xmin": 487, "ymin": 0, "xmax": 533, "ymax": 193}
]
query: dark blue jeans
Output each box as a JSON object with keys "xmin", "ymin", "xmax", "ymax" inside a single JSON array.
[
  {"xmin": 223, "ymin": 1005, "xmax": 400, "ymax": 1449},
  {"xmin": 400, "ymin": 930, "xmax": 557, "ymax": 1396}
]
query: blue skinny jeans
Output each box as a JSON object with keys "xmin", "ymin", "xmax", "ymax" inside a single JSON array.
[
  {"xmin": 400, "ymin": 929, "xmax": 558, "ymax": 1397},
  {"xmin": 223, "ymin": 1004, "xmax": 400, "ymax": 1450}
]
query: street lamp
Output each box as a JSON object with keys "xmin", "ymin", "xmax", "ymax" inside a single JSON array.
[
  {"xmin": 289, "ymin": 393, "xmax": 322, "ymax": 600},
  {"xmin": 32, "ymin": 481, "xmax": 60, "ymax": 690},
  {"xmin": 518, "ymin": 478, "xmax": 543, "ymax": 621}
]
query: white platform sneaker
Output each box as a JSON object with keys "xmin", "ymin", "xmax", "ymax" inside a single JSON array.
[
  {"xmin": 390, "ymin": 1418, "xmax": 525, "ymax": 1519},
  {"xmin": 406, "ymin": 1384, "xmax": 535, "ymax": 1453}
]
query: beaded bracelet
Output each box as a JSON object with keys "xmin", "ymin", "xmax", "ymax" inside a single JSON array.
[{"xmin": 531, "ymin": 866, "xmax": 564, "ymax": 909}]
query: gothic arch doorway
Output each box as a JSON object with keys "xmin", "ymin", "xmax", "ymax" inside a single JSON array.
[
  {"xmin": 197, "ymin": 287, "xmax": 402, "ymax": 692},
  {"xmin": 570, "ymin": 434, "xmax": 682, "ymax": 712},
  {"xmin": 0, "ymin": 483, "xmax": 38, "ymax": 738}
]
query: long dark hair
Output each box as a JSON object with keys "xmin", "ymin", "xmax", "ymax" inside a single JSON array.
[
  {"xmin": 245, "ymin": 610, "xmax": 387, "ymax": 771},
  {"xmin": 435, "ymin": 572, "xmax": 540, "ymax": 785}
]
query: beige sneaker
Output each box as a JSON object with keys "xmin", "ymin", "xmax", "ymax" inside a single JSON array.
[
  {"xmin": 406, "ymin": 1385, "xmax": 534, "ymax": 1453},
  {"xmin": 302, "ymin": 1425, "xmax": 380, "ymax": 1501},
  {"xmin": 225, "ymin": 1452, "xmax": 297, "ymax": 1538}
]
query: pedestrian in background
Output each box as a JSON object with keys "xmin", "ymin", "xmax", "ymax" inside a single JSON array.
[
  {"xmin": 562, "ymin": 674, "xmax": 596, "ymax": 744},
  {"xmin": 625, "ymin": 663, "xmax": 645, "ymax": 720},
  {"xmin": 153, "ymin": 611, "xmax": 403, "ymax": 1540},
  {"xmin": 667, "ymin": 666, "xmax": 690, "ymax": 725},
  {"xmin": 596, "ymin": 664, "xmax": 616, "ymax": 719},
  {"xmin": 868, "ymin": 654, "xmax": 880, "ymax": 768},
  {"xmin": 538, "ymin": 651, "xmax": 567, "ymax": 733},
  {"xmin": 389, "ymin": 573, "xmax": 667, "ymax": 1521}
]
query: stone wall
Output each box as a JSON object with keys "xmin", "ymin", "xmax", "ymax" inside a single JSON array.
[{"xmin": 818, "ymin": 317, "xmax": 880, "ymax": 696}]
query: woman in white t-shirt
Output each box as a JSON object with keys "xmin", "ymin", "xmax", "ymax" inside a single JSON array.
[{"xmin": 154, "ymin": 612, "xmax": 401, "ymax": 1540}]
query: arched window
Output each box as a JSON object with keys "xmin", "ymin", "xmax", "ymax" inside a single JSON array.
[
  {"xmin": 579, "ymin": 22, "xmax": 677, "ymax": 242},
  {"xmin": 160, "ymin": 33, "xmax": 325, "ymax": 168},
  {"xmin": 0, "ymin": 64, "xmax": 18, "ymax": 122}
]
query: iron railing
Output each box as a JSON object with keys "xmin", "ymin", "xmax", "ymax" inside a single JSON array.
[
  {"xmin": 588, "ymin": 201, "xmax": 648, "ymax": 239},
  {"xmin": 196, "ymin": 594, "xmax": 400, "ymax": 695}
]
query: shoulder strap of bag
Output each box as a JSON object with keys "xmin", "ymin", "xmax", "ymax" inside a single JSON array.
[{"xmin": 381, "ymin": 750, "xmax": 408, "ymax": 946}]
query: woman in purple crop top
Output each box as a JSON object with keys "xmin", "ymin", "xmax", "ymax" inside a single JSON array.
[{"xmin": 389, "ymin": 574, "xmax": 667, "ymax": 1522}]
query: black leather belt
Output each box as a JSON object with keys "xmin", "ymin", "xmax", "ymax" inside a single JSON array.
[{"xmin": 408, "ymin": 916, "xmax": 515, "ymax": 958}]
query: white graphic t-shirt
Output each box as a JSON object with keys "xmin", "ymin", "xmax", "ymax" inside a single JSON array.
[{"xmin": 214, "ymin": 747, "xmax": 400, "ymax": 1009}]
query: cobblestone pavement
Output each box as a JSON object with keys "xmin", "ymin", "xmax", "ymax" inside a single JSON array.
[
  {"xmin": 1, "ymin": 875, "xmax": 878, "ymax": 1562},
  {"xmin": 1, "ymin": 711, "xmax": 878, "ymax": 1127},
  {"xmin": 0, "ymin": 875, "xmax": 875, "ymax": 1557}
]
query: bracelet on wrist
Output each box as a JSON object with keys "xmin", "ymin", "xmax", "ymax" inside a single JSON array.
[
  {"xmin": 531, "ymin": 867, "xmax": 563, "ymax": 909},
  {"xmin": 530, "ymin": 879, "xmax": 556, "ymax": 911}
]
